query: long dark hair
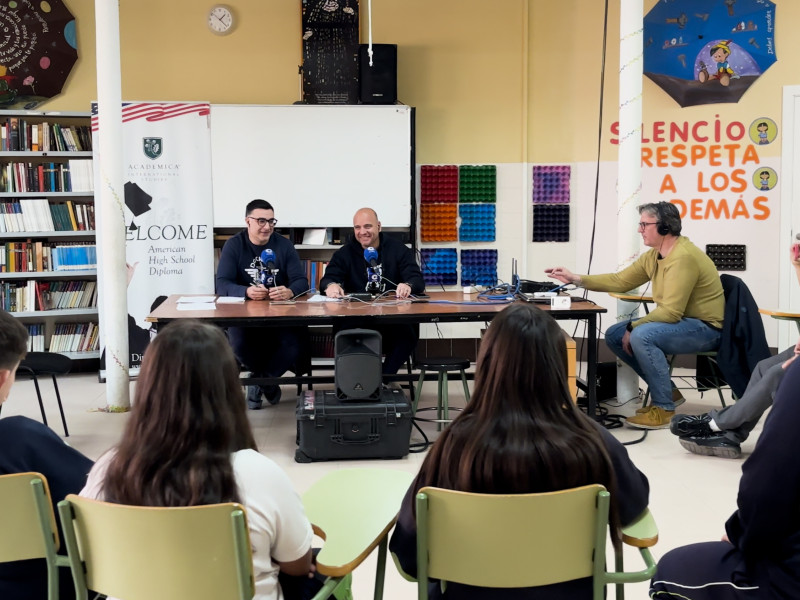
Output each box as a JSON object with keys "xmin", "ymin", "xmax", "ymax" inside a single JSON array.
[
  {"xmin": 413, "ymin": 303, "xmax": 623, "ymax": 545},
  {"xmin": 104, "ymin": 319, "xmax": 256, "ymax": 506}
]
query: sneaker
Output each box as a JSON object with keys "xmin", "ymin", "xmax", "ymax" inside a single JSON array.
[
  {"xmin": 679, "ymin": 432, "xmax": 742, "ymax": 459},
  {"xmin": 263, "ymin": 385, "xmax": 282, "ymax": 406},
  {"xmin": 636, "ymin": 389, "xmax": 686, "ymax": 414},
  {"xmin": 626, "ymin": 406, "xmax": 675, "ymax": 429},
  {"xmin": 246, "ymin": 385, "xmax": 263, "ymax": 410},
  {"xmin": 670, "ymin": 413, "xmax": 712, "ymax": 437}
]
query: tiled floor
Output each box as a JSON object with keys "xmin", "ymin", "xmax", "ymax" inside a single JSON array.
[{"xmin": 2, "ymin": 368, "xmax": 758, "ymax": 599}]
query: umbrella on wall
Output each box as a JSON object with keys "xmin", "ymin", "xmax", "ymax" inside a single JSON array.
[
  {"xmin": 0, "ymin": 0, "xmax": 78, "ymax": 110},
  {"xmin": 643, "ymin": 0, "xmax": 776, "ymax": 107}
]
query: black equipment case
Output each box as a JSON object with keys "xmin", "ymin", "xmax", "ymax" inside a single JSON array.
[{"xmin": 295, "ymin": 388, "xmax": 413, "ymax": 463}]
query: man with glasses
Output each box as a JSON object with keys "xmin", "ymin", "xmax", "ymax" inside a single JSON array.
[
  {"xmin": 320, "ymin": 207, "xmax": 424, "ymax": 375},
  {"xmin": 216, "ymin": 199, "xmax": 309, "ymax": 409},
  {"xmin": 546, "ymin": 201, "xmax": 724, "ymax": 429}
]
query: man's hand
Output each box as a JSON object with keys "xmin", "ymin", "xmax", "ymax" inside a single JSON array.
[
  {"xmin": 268, "ymin": 286, "xmax": 292, "ymax": 301},
  {"xmin": 396, "ymin": 283, "xmax": 412, "ymax": 299},
  {"xmin": 794, "ymin": 337, "xmax": 800, "ymax": 356},
  {"xmin": 622, "ymin": 329, "xmax": 633, "ymax": 355},
  {"xmin": 325, "ymin": 283, "xmax": 345, "ymax": 298},
  {"xmin": 247, "ymin": 285, "xmax": 268, "ymax": 300},
  {"xmin": 545, "ymin": 266, "xmax": 580, "ymax": 285},
  {"xmin": 783, "ymin": 354, "xmax": 798, "ymax": 370}
]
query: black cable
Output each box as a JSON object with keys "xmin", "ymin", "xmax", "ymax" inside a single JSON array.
[{"xmin": 585, "ymin": 0, "xmax": 610, "ymax": 278}]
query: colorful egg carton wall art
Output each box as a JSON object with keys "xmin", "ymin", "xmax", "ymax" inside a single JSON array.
[
  {"xmin": 420, "ymin": 203, "xmax": 458, "ymax": 242},
  {"xmin": 459, "ymin": 203, "xmax": 496, "ymax": 242},
  {"xmin": 532, "ymin": 165, "xmax": 570, "ymax": 204},
  {"xmin": 420, "ymin": 247, "xmax": 458, "ymax": 286},
  {"xmin": 461, "ymin": 249, "xmax": 498, "ymax": 287},
  {"xmin": 532, "ymin": 204, "xmax": 570, "ymax": 242},
  {"xmin": 459, "ymin": 165, "xmax": 496, "ymax": 203},
  {"xmin": 420, "ymin": 165, "xmax": 459, "ymax": 204}
]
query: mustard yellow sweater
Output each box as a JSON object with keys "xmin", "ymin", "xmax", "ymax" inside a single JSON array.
[{"xmin": 580, "ymin": 236, "xmax": 724, "ymax": 329}]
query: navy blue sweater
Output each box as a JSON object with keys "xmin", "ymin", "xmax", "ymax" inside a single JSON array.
[
  {"xmin": 725, "ymin": 358, "xmax": 800, "ymax": 598},
  {"xmin": 215, "ymin": 229, "xmax": 308, "ymax": 298}
]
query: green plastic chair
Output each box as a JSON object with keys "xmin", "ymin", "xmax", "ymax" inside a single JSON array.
[
  {"xmin": 57, "ymin": 495, "xmax": 254, "ymax": 600},
  {"xmin": 0, "ymin": 472, "xmax": 66, "ymax": 600},
  {"xmin": 410, "ymin": 484, "xmax": 657, "ymax": 600},
  {"xmin": 303, "ymin": 468, "xmax": 414, "ymax": 600}
]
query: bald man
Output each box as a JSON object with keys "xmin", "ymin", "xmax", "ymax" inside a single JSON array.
[{"xmin": 320, "ymin": 208, "xmax": 425, "ymax": 374}]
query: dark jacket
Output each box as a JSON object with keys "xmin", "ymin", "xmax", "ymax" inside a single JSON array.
[
  {"xmin": 712, "ymin": 274, "xmax": 771, "ymax": 398},
  {"xmin": 725, "ymin": 359, "xmax": 800, "ymax": 598},
  {"xmin": 319, "ymin": 233, "xmax": 424, "ymax": 295},
  {"xmin": 215, "ymin": 229, "xmax": 308, "ymax": 298}
]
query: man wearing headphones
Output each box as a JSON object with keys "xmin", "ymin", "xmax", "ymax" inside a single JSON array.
[{"xmin": 546, "ymin": 201, "xmax": 724, "ymax": 429}]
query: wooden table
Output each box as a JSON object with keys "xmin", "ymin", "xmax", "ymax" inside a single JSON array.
[
  {"xmin": 758, "ymin": 307, "xmax": 800, "ymax": 334},
  {"xmin": 147, "ymin": 292, "xmax": 607, "ymax": 418},
  {"xmin": 303, "ymin": 469, "xmax": 414, "ymax": 600}
]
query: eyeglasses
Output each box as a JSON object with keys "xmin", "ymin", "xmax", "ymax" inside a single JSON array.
[
  {"xmin": 247, "ymin": 217, "xmax": 278, "ymax": 227},
  {"xmin": 637, "ymin": 221, "xmax": 658, "ymax": 230}
]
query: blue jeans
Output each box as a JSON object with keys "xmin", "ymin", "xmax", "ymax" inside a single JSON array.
[{"xmin": 605, "ymin": 318, "xmax": 722, "ymax": 410}]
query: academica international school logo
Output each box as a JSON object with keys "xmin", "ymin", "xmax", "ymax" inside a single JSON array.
[{"xmin": 143, "ymin": 137, "xmax": 163, "ymax": 160}]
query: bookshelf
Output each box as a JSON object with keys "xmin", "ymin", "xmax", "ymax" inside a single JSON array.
[{"xmin": 0, "ymin": 111, "xmax": 99, "ymax": 360}]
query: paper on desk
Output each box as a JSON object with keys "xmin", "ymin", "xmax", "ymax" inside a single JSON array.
[
  {"xmin": 302, "ymin": 228, "xmax": 328, "ymax": 245},
  {"xmin": 176, "ymin": 302, "xmax": 217, "ymax": 311},
  {"xmin": 217, "ymin": 296, "xmax": 245, "ymax": 304},
  {"xmin": 177, "ymin": 295, "xmax": 217, "ymax": 303},
  {"xmin": 307, "ymin": 294, "xmax": 340, "ymax": 302}
]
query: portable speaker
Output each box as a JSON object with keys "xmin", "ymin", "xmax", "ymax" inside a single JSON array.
[
  {"xmin": 335, "ymin": 329, "xmax": 383, "ymax": 399},
  {"xmin": 359, "ymin": 44, "xmax": 397, "ymax": 104}
]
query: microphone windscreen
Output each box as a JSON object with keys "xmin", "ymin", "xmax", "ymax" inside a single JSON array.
[
  {"xmin": 364, "ymin": 246, "xmax": 378, "ymax": 265},
  {"xmin": 261, "ymin": 248, "xmax": 276, "ymax": 267}
]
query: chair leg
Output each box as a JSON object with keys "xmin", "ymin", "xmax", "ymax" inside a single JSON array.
[
  {"xmin": 441, "ymin": 372, "xmax": 450, "ymax": 426},
  {"xmin": 51, "ymin": 375, "xmax": 69, "ymax": 437},
  {"xmin": 373, "ymin": 536, "xmax": 388, "ymax": 600},
  {"xmin": 615, "ymin": 547, "xmax": 625, "ymax": 600},
  {"xmin": 412, "ymin": 369, "xmax": 426, "ymax": 415},
  {"xmin": 460, "ymin": 369, "xmax": 470, "ymax": 403},
  {"xmin": 30, "ymin": 373, "xmax": 48, "ymax": 427},
  {"xmin": 436, "ymin": 372, "xmax": 445, "ymax": 432}
]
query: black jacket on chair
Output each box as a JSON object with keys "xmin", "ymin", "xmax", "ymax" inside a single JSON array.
[{"xmin": 710, "ymin": 274, "xmax": 771, "ymax": 398}]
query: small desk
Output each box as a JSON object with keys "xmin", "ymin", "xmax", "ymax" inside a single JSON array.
[
  {"xmin": 758, "ymin": 308, "xmax": 800, "ymax": 334},
  {"xmin": 608, "ymin": 292, "xmax": 654, "ymax": 315},
  {"xmin": 147, "ymin": 293, "xmax": 607, "ymax": 418},
  {"xmin": 303, "ymin": 469, "xmax": 413, "ymax": 600}
]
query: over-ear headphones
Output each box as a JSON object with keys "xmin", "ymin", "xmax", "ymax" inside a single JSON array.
[{"xmin": 655, "ymin": 202, "xmax": 671, "ymax": 236}]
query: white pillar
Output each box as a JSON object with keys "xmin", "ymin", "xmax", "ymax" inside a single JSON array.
[
  {"xmin": 616, "ymin": 0, "xmax": 644, "ymax": 404},
  {"xmin": 94, "ymin": 0, "xmax": 130, "ymax": 410}
]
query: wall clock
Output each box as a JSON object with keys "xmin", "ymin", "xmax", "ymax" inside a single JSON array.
[{"xmin": 208, "ymin": 5, "xmax": 235, "ymax": 36}]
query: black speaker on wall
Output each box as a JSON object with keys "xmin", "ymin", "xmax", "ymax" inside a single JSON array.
[
  {"xmin": 359, "ymin": 44, "xmax": 397, "ymax": 104},
  {"xmin": 335, "ymin": 329, "xmax": 383, "ymax": 399}
]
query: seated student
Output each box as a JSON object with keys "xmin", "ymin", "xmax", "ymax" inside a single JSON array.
[
  {"xmin": 389, "ymin": 304, "xmax": 650, "ymax": 599},
  {"xmin": 670, "ymin": 244, "xmax": 800, "ymax": 458},
  {"xmin": 650, "ymin": 357, "xmax": 800, "ymax": 599},
  {"xmin": 0, "ymin": 310, "xmax": 93, "ymax": 600},
  {"xmin": 320, "ymin": 207, "xmax": 425, "ymax": 374},
  {"xmin": 80, "ymin": 319, "xmax": 319, "ymax": 600}
]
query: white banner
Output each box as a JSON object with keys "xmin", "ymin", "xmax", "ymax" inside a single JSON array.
[{"xmin": 92, "ymin": 102, "xmax": 215, "ymax": 370}]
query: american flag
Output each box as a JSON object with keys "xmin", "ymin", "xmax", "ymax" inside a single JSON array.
[{"xmin": 91, "ymin": 102, "xmax": 210, "ymax": 131}]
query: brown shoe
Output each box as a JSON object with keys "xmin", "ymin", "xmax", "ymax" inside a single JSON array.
[
  {"xmin": 627, "ymin": 406, "xmax": 675, "ymax": 429},
  {"xmin": 636, "ymin": 389, "xmax": 685, "ymax": 414}
]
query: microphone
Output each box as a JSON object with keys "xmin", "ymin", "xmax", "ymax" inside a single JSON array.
[
  {"xmin": 260, "ymin": 249, "xmax": 276, "ymax": 270},
  {"xmin": 363, "ymin": 247, "xmax": 383, "ymax": 294},
  {"xmin": 259, "ymin": 249, "xmax": 277, "ymax": 288},
  {"xmin": 364, "ymin": 246, "xmax": 379, "ymax": 267}
]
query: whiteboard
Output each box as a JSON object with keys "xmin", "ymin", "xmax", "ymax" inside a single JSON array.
[{"xmin": 210, "ymin": 104, "xmax": 413, "ymax": 228}]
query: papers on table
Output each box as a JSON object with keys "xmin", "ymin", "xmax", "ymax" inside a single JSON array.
[
  {"xmin": 217, "ymin": 296, "xmax": 245, "ymax": 304},
  {"xmin": 177, "ymin": 295, "xmax": 217, "ymax": 304},
  {"xmin": 307, "ymin": 294, "xmax": 341, "ymax": 303},
  {"xmin": 176, "ymin": 295, "xmax": 217, "ymax": 311}
]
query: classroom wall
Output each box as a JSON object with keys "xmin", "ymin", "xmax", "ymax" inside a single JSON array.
[{"xmin": 41, "ymin": 0, "xmax": 798, "ymax": 344}]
